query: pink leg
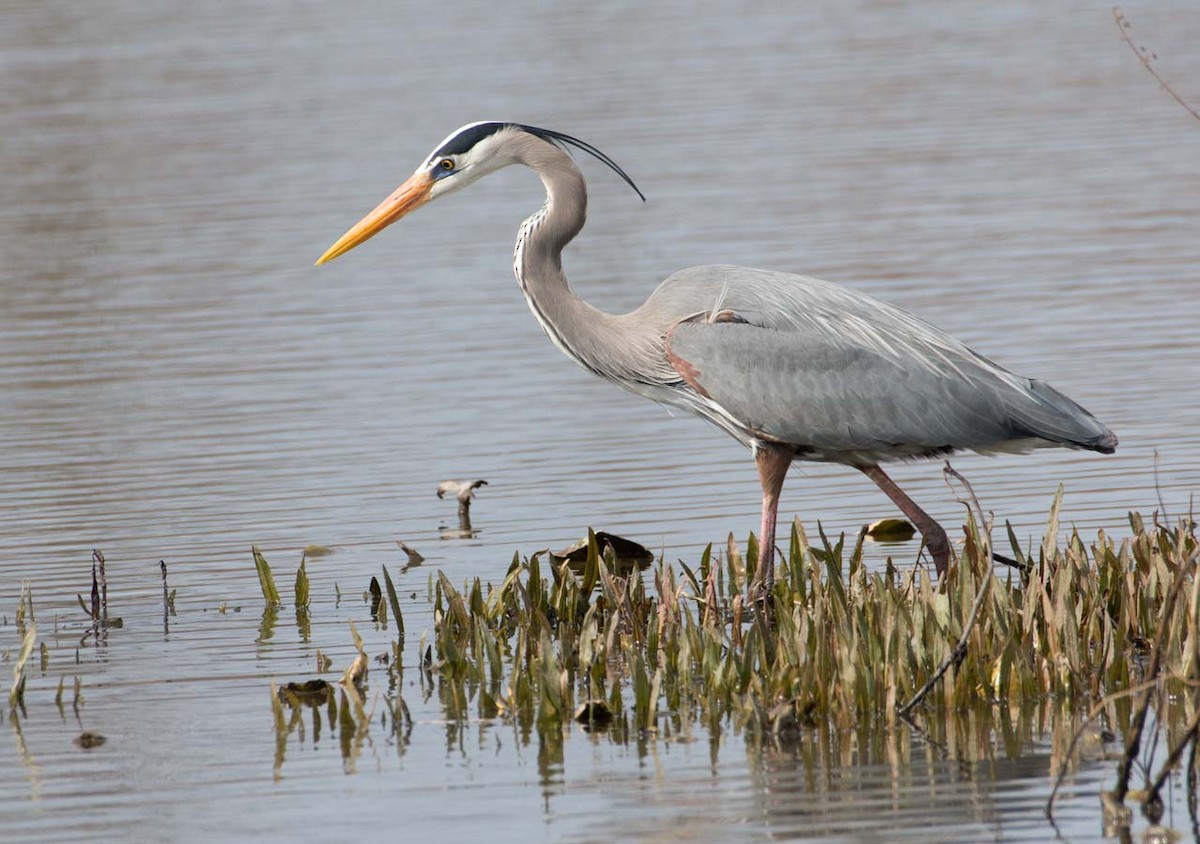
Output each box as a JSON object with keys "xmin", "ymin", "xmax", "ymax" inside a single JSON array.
[
  {"xmin": 753, "ymin": 444, "xmax": 796, "ymax": 596},
  {"xmin": 858, "ymin": 465, "xmax": 951, "ymax": 575}
]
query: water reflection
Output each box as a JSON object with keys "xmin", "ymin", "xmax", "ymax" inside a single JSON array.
[{"xmin": 257, "ymin": 599, "xmax": 1200, "ymax": 844}]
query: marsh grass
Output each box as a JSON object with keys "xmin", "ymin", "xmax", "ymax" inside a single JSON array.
[
  {"xmin": 417, "ymin": 494, "xmax": 1198, "ymax": 823},
  {"xmin": 9, "ymin": 584, "xmax": 36, "ymax": 713},
  {"xmin": 252, "ymin": 546, "xmax": 282, "ymax": 607}
]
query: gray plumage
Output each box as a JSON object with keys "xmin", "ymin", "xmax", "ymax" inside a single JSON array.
[
  {"xmin": 317, "ymin": 121, "xmax": 1117, "ymax": 588},
  {"xmin": 653, "ymin": 266, "xmax": 1115, "ymax": 463}
]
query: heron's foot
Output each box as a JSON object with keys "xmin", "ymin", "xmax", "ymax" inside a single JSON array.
[
  {"xmin": 748, "ymin": 543, "xmax": 777, "ymax": 624},
  {"xmin": 750, "ymin": 562, "xmax": 773, "ymax": 603},
  {"xmin": 750, "ymin": 574, "xmax": 775, "ymax": 627}
]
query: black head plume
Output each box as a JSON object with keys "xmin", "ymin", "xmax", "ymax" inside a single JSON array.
[
  {"xmin": 516, "ymin": 124, "xmax": 646, "ymax": 202},
  {"xmin": 430, "ymin": 121, "xmax": 645, "ymax": 202}
]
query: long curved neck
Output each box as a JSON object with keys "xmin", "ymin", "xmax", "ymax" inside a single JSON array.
[{"xmin": 511, "ymin": 136, "xmax": 624, "ymax": 379}]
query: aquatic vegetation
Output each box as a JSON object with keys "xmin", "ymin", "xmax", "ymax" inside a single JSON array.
[
  {"xmin": 19, "ymin": 490, "xmax": 1187, "ymax": 836},
  {"xmin": 9, "ymin": 584, "xmax": 36, "ymax": 713},
  {"xmin": 75, "ymin": 549, "xmax": 122, "ymax": 633},
  {"xmin": 294, "ymin": 555, "xmax": 310, "ymax": 613},
  {"xmin": 428, "ymin": 500, "xmax": 1179, "ymax": 725},
  {"xmin": 417, "ymin": 493, "xmax": 1198, "ymax": 828},
  {"xmin": 380, "ymin": 565, "xmax": 404, "ymax": 637},
  {"xmin": 251, "ymin": 546, "xmax": 282, "ymax": 607}
]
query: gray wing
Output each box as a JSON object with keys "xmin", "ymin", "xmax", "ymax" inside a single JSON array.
[{"xmin": 651, "ymin": 266, "xmax": 1116, "ymax": 462}]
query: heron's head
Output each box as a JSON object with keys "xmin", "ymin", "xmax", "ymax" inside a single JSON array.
[{"xmin": 315, "ymin": 121, "xmax": 642, "ymax": 266}]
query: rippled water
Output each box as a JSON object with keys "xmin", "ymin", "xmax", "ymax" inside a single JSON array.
[{"xmin": 2, "ymin": 1, "xmax": 1198, "ymax": 840}]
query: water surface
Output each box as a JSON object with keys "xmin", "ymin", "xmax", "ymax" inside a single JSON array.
[{"xmin": 2, "ymin": 1, "xmax": 1198, "ymax": 841}]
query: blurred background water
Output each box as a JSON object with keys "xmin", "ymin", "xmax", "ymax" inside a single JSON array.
[{"xmin": 1, "ymin": 1, "xmax": 1197, "ymax": 841}]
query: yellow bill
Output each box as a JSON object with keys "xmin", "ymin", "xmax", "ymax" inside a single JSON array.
[{"xmin": 315, "ymin": 172, "xmax": 434, "ymax": 265}]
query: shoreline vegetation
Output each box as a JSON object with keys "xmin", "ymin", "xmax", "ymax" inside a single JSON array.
[
  {"xmin": 416, "ymin": 486, "xmax": 1198, "ymax": 834},
  {"xmin": 10, "ymin": 485, "xmax": 1198, "ymax": 839}
]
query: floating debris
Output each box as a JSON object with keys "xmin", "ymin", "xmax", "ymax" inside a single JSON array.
[
  {"xmin": 73, "ymin": 731, "xmax": 106, "ymax": 750},
  {"xmin": 436, "ymin": 479, "xmax": 488, "ymax": 516},
  {"xmin": 552, "ymin": 531, "xmax": 654, "ymax": 574},
  {"xmin": 864, "ymin": 517, "xmax": 916, "ymax": 543},
  {"xmin": 436, "ymin": 482, "xmax": 488, "ymax": 539},
  {"xmin": 160, "ymin": 560, "xmax": 176, "ymax": 633},
  {"xmin": 396, "ymin": 540, "xmax": 425, "ymax": 569},
  {"xmin": 277, "ymin": 679, "xmax": 333, "ymax": 707}
]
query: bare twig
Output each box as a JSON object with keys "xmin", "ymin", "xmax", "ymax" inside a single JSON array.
[
  {"xmin": 990, "ymin": 550, "xmax": 1030, "ymax": 573},
  {"xmin": 1113, "ymin": 7, "xmax": 1200, "ymax": 123},
  {"xmin": 943, "ymin": 462, "xmax": 1030, "ymax": 573},
  {"xmin": 943, "ymin": 462, "xmax": 987, "ymax": 527},
  {"xmin": 1144, "ymin": 702, "xmax": 1200, "ymax": 813},
  {"xmin": 89, "ymin": 555, "xmax": 100, "ymax": 622},
  {"xmin": 160, "ymin": 560, "xmax": 170, "ymax": 634},
  {"xmin": 92, "ymin": 549, "xmax": 108, "ymax": 626},
  {"xmin": 896, "ymin": 709, "xmax": 948, "ymax": 754}
]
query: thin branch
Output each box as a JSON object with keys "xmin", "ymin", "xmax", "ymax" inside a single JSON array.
[
  {"xmin": 1145, "ymin": 703, "xmax": 1200, "ymax": 811},
  {"xmin": 943, "ymin": 462, "xmax": 1030, "ymax": 573},
  {"xmin": 897, "ymin": 709, "xmax": 948, "ymax": 754},
  {"xmin": 1113, "ymin": 7, "xmax": 1200, "ymax": 123},
  {"xmin": 943, "ymin": 461, "xmax": 990, "ymax": 531}
]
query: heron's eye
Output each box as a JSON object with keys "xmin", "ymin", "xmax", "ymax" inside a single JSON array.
[{"xmin": 439, "ymin": 158, "xmax": 455, "ymax": 171}]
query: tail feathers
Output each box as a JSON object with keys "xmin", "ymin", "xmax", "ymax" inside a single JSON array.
[
  {"xmin": 1011, "ymin": 379, "xmax": 1117, "ymax": 454},
  {"xmin": 1091, "ymin": 428, "xmax": 1119, "ymax": 454}
]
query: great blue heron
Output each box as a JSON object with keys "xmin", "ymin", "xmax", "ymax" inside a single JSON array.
[{"xmin": 316, "ymin": 121, "xmax": 1117, "ymax": 588}]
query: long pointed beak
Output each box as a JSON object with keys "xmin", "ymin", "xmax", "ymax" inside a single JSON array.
[{"xmin": 315, "ymin": 172, "xmax": 434, "ymax": 265}]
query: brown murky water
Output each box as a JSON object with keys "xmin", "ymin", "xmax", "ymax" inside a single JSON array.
[{"xmin": 2, "ymin": 1, "xmax": 1198, "ymax": 841}]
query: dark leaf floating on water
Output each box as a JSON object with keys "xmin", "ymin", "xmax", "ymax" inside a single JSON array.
[
  {"xmin": 74, "ymin": 732, "xmax": 106, "ymax": 749},
  {"xmin": 552, "ymin": 531, "xmax": 654, "ymax": 574}
]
